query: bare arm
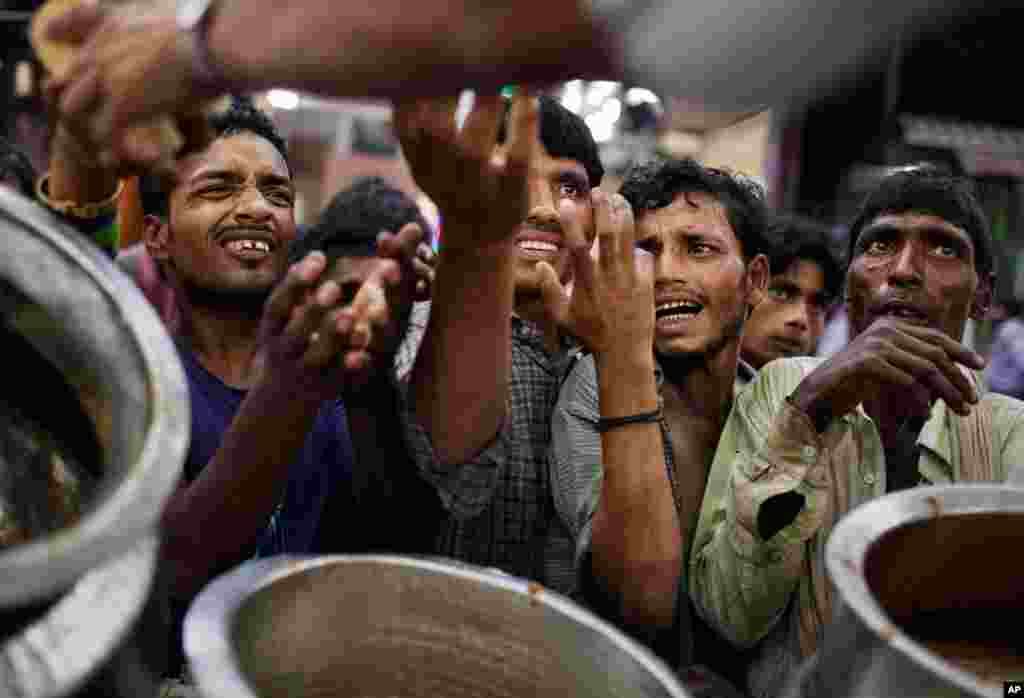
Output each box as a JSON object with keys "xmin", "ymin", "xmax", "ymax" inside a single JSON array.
[
  {"xmin": 540, "ymin": 192, "xmax": 678, "ymax": 631},
  {"xmin": 396, "ymin": 96, "xmax": 533, "ymax": 466}
]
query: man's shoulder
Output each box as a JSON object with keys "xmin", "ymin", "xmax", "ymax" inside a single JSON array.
[
  {"xmin": 741, "ymin": 356, "xmax": 824, "ymax": 404},
  {"xmin": 982, "ymin": 390, "xmax": 1024, "ymax": 426}
]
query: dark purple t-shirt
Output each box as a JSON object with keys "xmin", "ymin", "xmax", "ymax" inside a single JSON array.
[{"xmin": 177, "ymin": 344, "xmax": 355, "ymax": 556}]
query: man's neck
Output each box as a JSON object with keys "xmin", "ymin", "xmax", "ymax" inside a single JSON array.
[
  {"xmin": 659, "ymin": 342, "xmax": 741, "ymax": 426},
  {"xmin": 180, "ymin": 301, "xmax": 264, "ymax": 390}
]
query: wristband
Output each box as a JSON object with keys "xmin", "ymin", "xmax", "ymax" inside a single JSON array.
[
  {"xmin": 36, "ymin": 174, "xmax": 124, "ymax": 220},
  {"xmin": 596, "ymin": 408, "xmax": 662, "ymax": 432}
]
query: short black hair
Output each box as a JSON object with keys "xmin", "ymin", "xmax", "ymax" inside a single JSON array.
[
  {"xmin": 0, "ymin": 137, "xmax": 36, "ymax": 199},
  {"xmin": 847, "ymin": 166, "xmax": 994, "ymax": 277},
  {"xmin": 142, "ymin": 96, "xmax": 290, "ymax": 218},
  {"xmin": 498, "ymin": 95, "xmax": 604, "ymax": 188},
  {"xmin": 764, "ymin": 214, "xmax": 845, "ymax": 302},
  {"xmin": 619, "ymin": 157, "xmax": 769, "ymax": 260},
  {"xmin": 289, "ymin": 177, "xmax": 428, "ymax": 266}
]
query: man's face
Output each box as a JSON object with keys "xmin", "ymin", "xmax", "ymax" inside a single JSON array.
[
  {"xmin": 847, "ymin": 212, "xmax": 986, "ymax": 341},
  {"xmin": 495, "ymin": 142, "xmax": 594, "ymax": 296},
  {"xmin": 637, "ymin": 191, "xmax": 762, "ymax": 360},
  {"xmin": 742, "ymin": 259, "xmax": 830, "ymax": 368},
  {"xmin": 161, "ymin": 132, "xmax": 296, "ymax": 305}
]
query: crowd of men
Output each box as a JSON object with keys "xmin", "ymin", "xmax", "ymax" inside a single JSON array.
[{"xmin": 1, "ymin": 2, "xmax": 1023, "ymax": 697}]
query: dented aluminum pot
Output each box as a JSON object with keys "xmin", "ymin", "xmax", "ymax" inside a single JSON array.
[
  {"xmin": 0, "ymin": 187, "xmax": 188, "ymax": 608},
  {"xmin": 784, "ymin": 484, "xmax": 1024, "ymax": 698},
  {"xmin": 186, "ymin": 555, "xmax": 693, "ymax": 698}
]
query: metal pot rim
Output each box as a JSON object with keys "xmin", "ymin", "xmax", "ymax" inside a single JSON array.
[
  {"xmin": 824, "ymin": 483, "xmax": 1024, "ymax": 696},
  {"xmin": 185, "ymin": 554, "xmax": 692, "ymax": 698},
  {"xmin": 0, "ymin": 189, "xmax": 188, "ymax": 606},
  {"xmin": 0, "ymin": 535, "xmax": 159, "ymax": 698}
]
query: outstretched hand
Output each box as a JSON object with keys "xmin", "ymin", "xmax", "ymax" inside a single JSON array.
[
  {"xmin": 394, "ymin": 93, "xmax": 538, "ymax": 251},
  {"xmin": 537, "ymin": 190, "xmax": 654, "ymax": 359}
]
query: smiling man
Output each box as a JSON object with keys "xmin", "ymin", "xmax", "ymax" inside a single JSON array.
[
  {"xmin": 395, "ymin": 94, "xmax": 603, "ymax": 592},
  {"xmin": 690, "ymin": 167, "xmax": 1024, "ymax": 697},
  {"xmin": 741, "ymin": 215, "xmax": 844, "ymax": 369},
  {"xmin": 547, "ymin": 158, "xmax": 768, "ymax": 685}
]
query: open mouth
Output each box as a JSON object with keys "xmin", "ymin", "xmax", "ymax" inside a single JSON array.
[
  {"xmin": 219, "ymin": 230, "xmax": 276, "ymax": 261},
  {"xmin": 771, "ymin": 336, "xmax": 806, "ymax": 355},
  {"xmin": 878, "ymin": 301, "xmax": 929, "ymax": 325},
  {"xmin": 515, "ymin": 230, "xmax": 563, "ymax": 258},
  {"xmin": 655, "ymin": 300, "xmax": 703, "ymax": 323}
]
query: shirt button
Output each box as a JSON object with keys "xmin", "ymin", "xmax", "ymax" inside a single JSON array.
[
  {"xmin": 801, "ymin": 445, "xmax": 817, "ymax": 463},
  {"xmin": 863, "ymin": 472, "xmax": 877, "ymax": 486}
]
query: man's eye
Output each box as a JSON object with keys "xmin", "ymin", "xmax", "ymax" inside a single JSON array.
[
  {"xmin": 266, "ymin": 189, "xmax": 294, "ymax": 206},
  {"xmin": 767, "ymin": 286, "xmax": 791, "ymax": 301},
  {"xmin": 933, "ymin": 243, "xmax": 959, "ymax": 258},
  {"xmin": 636, "ymin": 238, "xmax": 658, "ymax": 254},
  {"xmin": 559, "ymin": 182, "xmax": 582, "ymax": 198},
  {"xmin": 864, "ymin": 240, "xmax": 893, "ymax": 255},
  {"xmin": 691, "ymin": 243, "xmax": 714, "ymax": 256},
  {"xmin": 199, "ymin": 186, "xmax": 232, "ymax": 199}
]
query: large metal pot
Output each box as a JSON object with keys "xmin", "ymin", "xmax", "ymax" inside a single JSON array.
[
  {"xmin": 784, "ymin": 484, "xmax": 1024, "ymax": 698},
  {"xmin": 1, "ymin": 536, "xmax": 161, "ymax": 698},
  {"xmin": 185, "ymin": 555, "xmax": 692, "ymax": 698},
  {"xmin": 0, "ymin": 187, "xmax": 188, "ymax": 607}
]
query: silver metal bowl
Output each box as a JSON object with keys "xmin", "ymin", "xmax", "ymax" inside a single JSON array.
[
  {"xmin": 186, "ymin": 555, "xmax": 692, "ymax": 698},
  {"xmin": 784, "ymin": 484, "xmax": 1024, "ymax": 698},
  {"xmin": 0, "ymin": 187, "xmax": 188, "ymax": 607},
  {"xmin": 0, "ymin": 536, "xmax": 160, "ymax": 698}
]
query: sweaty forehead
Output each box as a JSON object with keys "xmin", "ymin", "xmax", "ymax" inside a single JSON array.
[
  {"xmin": 492, "ymin": 142, "xmax": 587, "ymax": 180},
  {"xmin": 860, "ymin": 212, "xmax": 972, "ymax": 247},
  {"xmin": 638, "ymin": 191, "xmax": 734, "ymax": 238},
  {"xmin": 177, "ymin": 132, "xmax": 290, "ymax": 185}
]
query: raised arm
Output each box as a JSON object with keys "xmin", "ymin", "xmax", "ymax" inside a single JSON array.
[
  {"xmin": 394, "ymin": 95, "xmax": 532, "ymax": 471},
  {"xmin": 541, "ymin": 192, "xmax": 678, "ymax": 633}
]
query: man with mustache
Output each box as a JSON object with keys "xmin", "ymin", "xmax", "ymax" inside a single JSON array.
[
  {"xmin": 741, "ymin": 215, "xmax": 844, "ymax": 370},
  {"xmin": 544, "ymin": 158, "xmax": 769, "ymax": 686},
  {"xmin": 395, "ymin": 94, "xmax": 603, "ymax": 591},
  {"xmin": 690, "ymin": 167, "xmax": 1024, "ymax": 697}
]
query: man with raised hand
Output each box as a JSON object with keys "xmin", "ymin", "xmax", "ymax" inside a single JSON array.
[
  {"xmin": 690, "ymin": 167, "xmax": 1024, "ymax": 697},
  {"xmin": 544, "ymin": 159, "xmax": 769, "ymax": 687},
  {"xmin": 395, "ymin": 93, "xmax": 605, "ymax": 591}
]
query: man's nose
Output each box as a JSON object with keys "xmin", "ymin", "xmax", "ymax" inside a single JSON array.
[
  {"xmin": 234, "ymin": 186, "xmax": 274, "ymax": 221},
  {"xmin": 888, "ymin": 241, "xmax": 924, "ymax": 289},
  {"xmin": 785, "ymin": 301, "xmax": 811, "ymax": 332}
]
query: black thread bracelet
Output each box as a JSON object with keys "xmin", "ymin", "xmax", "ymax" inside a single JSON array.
[{"xmin": 596, "ymin": 408, "xmax": 662, "ymax": 432}]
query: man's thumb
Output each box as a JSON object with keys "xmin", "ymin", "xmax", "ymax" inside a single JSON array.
[{"xmin": 536, "ymin": 261, "xmax": 568, "ymax": 328}]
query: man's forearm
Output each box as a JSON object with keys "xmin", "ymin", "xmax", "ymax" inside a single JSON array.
[
  {"xmin": 410, "ymin": 237, "xmax": 515, "ymax": 466},
  {"xmin": 589, "ymin": 353, "xmax": 680, "ymax": 631},
  {"xmin": 210, "ymin": 0, "xmax": 614, "ymax": 98},
  {"xmin": 160, "ymin": 381, "xmax": 322, "ymax": 600},
  {"xmin": 48, "ymin": 127, "xmax": 119, "ymax": 204}
]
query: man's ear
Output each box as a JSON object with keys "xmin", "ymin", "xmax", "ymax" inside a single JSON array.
[
  {"xmin": 143, "ymin": 214, "xmax": 170, "ymax": 262},
  {"xmin": 970, "ymin": 271, "xmax": 995, "ymax": 321},
  {"xmin": 746, "ymin": 253, "xmax": 770, "ymax": 307}
]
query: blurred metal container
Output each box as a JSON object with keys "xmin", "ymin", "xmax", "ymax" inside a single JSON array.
[
  {"xmin": 784, "ymin": 484, "xmax": 1024, "ymax": 698},
  {"xmin": 0, "ymin": 186, "xmax": 188, "ymax": 608},
  {"xmin": 1, "ymin": 536, "xmax": 161, "ymax": 698},
  {"xmin": 186, "ymin": 555, "xmax": 692, "ymax": 698}
]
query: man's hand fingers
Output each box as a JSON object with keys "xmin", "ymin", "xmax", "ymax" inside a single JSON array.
[
  {"xmin": 44, "ymin": 0, "xmax": 106, "ymax": 44},
  {"xmin": 263, "ymin": 252, "xmax": 327, "ymax": 335},
  {"xmin": 593, "ymin": 190, "xmax": 621, "ymax": 274},
  {"xmin": 537, "ymin": 261, "xmax": 570, "ymax": 331},
  {"xmin": 459, "ymin": 93, "xmax": 504, "ymax": 162},
  {"xmin": 894, "ymin": 331, "xmax": 980, "ymax": 407},
  {"xmin": 391, "ymin": 222, "xmax": 425, "ymax": 260},
  {"xmin": 610, "ymin": 193, "xmax": 636, "ymax": 270},
  {"xmin": 559, "ymin": 198, "xmax": 596, "ymax": 295},
  {"xmin": 60, "ymin": 66, "xmax": 102, "ymax": 119},
  {"xmin": 898, "ymin": 323, "xmax": 986, "ymax": 371},
  {"xmin": 885, "ymin": 348, "xmax": 972, "ymax": 415},
  {"xmin": 502, "ymin": 92, "xmax": 538, "ymax": 178}
]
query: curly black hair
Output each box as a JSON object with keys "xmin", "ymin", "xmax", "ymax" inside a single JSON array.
[
  {"xmin": 0, "ymin": 137, "xmax": 37, "ymax": 199},
  {"xmin": 764, "ymin": 214, "xmax": 846, "ymax": 303},
  {"xmin": 619, "ymin": 157, "xmax": 769, "ymax": 260},
  {"xmin": 141, "ymin": 96, "xmax": 289, "ymax": 218},
  {"xmin": 498, "ymin": 95, "xmax": 604, "ymax": 189},
  {"xmin": 847, "ymin": 165, "xmax": 994, "ymax": 277},
  {"xmin": 290, "ymin": 177, "xmax": 428, "ymax": 265}
]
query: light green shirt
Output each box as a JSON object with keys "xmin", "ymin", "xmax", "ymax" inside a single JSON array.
[{"xmin": 689, "ymin": 356, "xmax": 1024, "ymax": 697}]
